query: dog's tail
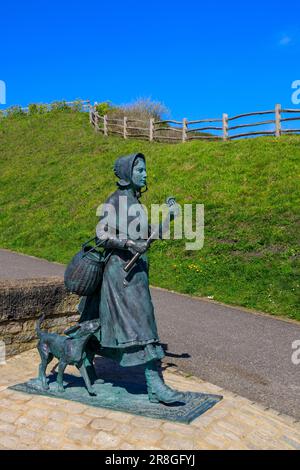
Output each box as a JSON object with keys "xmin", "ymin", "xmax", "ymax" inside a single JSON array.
[{"xmin": 36, "ymin": 314, "xmax": 46, "ymax": 338}]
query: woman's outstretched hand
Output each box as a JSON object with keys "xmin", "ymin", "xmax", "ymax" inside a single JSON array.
[{"xmin": 125, "ymin": 239, "xmax": 148, "ymax": 254}]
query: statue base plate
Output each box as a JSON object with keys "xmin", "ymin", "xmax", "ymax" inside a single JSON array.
[
  {"xmin": 10, "ymin": 378, "xmax": 222, "ymax": 424},
  {"xmin": 10, "ymin": 357, "xmax": 222, "ymax": 423}
]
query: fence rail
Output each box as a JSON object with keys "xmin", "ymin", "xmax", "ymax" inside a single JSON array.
[{"xmin": 90, "ymin": 103, "xmax": 300, "ymax": 142}]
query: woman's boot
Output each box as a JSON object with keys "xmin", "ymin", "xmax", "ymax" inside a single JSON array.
[{"xmin": 145, "ymin": 360, "xmax": 185, "ymax": 404}]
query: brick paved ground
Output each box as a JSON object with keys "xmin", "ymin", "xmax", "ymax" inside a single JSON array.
[{"xmin": 0, "ymin": 349, "xmax": 299, "ymax": 450}]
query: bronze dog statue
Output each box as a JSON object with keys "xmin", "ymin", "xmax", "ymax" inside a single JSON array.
[{"xmin": 36, "ymin": 315, "xmax": 100, "ymax": 395}]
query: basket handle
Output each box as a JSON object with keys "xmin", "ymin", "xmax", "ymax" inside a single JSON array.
[
  {"xmin": 82, "ymin": 237, "xmax": 98, "ymax": 249},
  {"xmin": 82, "ymin": 237, "xmax": 106, "ymax": 258}
]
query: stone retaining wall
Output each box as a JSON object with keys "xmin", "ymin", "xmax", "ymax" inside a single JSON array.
[{"xmin": 0, "ymin": 278, "xmax": 79, "ymax": 357}]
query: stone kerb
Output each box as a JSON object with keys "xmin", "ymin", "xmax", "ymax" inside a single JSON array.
[{"xmin": 0, "ymin": 277, "xmax": 79, "ymax": 357}]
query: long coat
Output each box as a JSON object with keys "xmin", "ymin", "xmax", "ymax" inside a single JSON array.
[
  {"xmin": 97, "ymin": 186, "xmax": 159, "ymax": 348},
  {"xmin": 77, "ymin": 183, "xmax": 165, "ymax": 366}
]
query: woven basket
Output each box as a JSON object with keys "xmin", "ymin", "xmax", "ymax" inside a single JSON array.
[{"xmin": 64, "ymin": 244, "xmax": 105, "ymax": 296}]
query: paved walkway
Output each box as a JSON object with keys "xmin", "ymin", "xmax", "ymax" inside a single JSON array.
[
  {"xmin": 0, "ymin": 249, "xmax": 299, "ymax": 419},
  {"xmin": 0, "ymin": 349, "xmax": 299, "ymax": 450}
]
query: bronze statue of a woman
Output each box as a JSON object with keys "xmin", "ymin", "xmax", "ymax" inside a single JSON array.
[{"xmin": 78, "ymin": 153, "xmax": 185, "ymax": 404}]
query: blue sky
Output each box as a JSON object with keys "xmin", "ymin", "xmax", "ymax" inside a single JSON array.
[{"xmin": 0, "ymin": 0, "xmax": 299, "ymax": 119}]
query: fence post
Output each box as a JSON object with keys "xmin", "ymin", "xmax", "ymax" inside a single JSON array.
[
  {"xmin": 149, "ymin": 118, "xmax": 154, "ymax": 141},
  {"xmin": 103, "ymin": 114, "xmax": 108, "ymax": 137},
  {"xmin": 87, "ymin": 100, "xmax": 92, "ymax": 123},
  {"xmin": 182, "ymin": 118, "xmax": 187, "ymax": 142},
  {"xmin": 275, "ymin": 103, "xmax": 281, "ymax": 137},
  {"xmin": 92, "ymin": 102, "xmax": 98, "ymax": 129},
  {"xmin": 89, "ymin": 104, "xmax": 93, "ymax": 124},
  {"xmin": 123, "ymin": 116, "xmax": 127, "ymax": 139},
  {"xmin": 94, "ymin": 111, "xmax": 99, "ymax": 132},
  {"xmin": 222, "ymin": 113, "xmax": 228, "ymax": 141}
]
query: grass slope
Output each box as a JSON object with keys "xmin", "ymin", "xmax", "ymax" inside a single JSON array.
[{"xmin": 0, "ymin": 111, "xmax": 299, "ymax": 320}]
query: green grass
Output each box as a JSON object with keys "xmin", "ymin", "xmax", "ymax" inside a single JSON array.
[{"xmin": 0, "ymin": 111, "xmax": 299, "ymax": 320}]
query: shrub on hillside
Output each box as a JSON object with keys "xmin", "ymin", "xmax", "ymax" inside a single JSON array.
[
  {"xmin": 28, "ymin": 103, "xmax": 48, "ymax": 115},
  {"xmin": 70, "ymin": 99, "xmax": 86, "ymax": 112},
  {"xmin": 99, "ymin": 98, "xmax": 169, "ymax": 139},
  {"xmin": 6, "ymin": 105, "xmax": 26, "ymax": 118},
  {"xmin": 50, "ymin": 99, "xmax": 86, "ymax": 113},
  {"xmin": 95, "ymin": 101, "xmax": 115, "ymax": 116},
  {"xmin": 108, "ymin": 97, "xmax": 169, "ymax": 121},
  {"xmin": 50, "ymin": 100, "xmax": 71, "ymax": 112}
]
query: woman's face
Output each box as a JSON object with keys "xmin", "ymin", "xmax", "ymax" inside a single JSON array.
[{"xmin": 131, "ymin": 158, "xmax": 147, "ymax": 189}]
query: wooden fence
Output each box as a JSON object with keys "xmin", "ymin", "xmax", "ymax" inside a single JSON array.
[
  {"xmin": 2, "ymin": 99, "xmax": 300, "ymax": 142},
  {"xmin": 89, "ymin": 103, "xmax": 300, "ymax": 142}
]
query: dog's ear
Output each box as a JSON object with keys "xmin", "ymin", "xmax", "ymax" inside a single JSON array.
[{"xmin": 64, "ymin": 324, "xmax": 81, "ymax": 336}]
